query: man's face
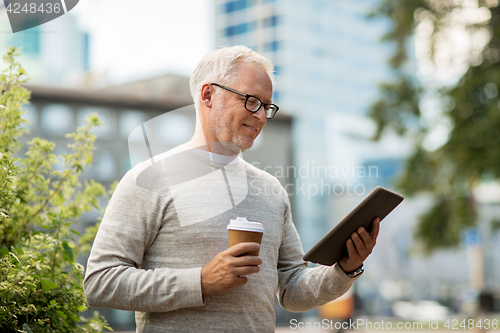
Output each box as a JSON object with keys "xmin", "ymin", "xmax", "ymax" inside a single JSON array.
[{"xmin": 205, "ymin": 62, "xmax": 272, "ymax": 153}]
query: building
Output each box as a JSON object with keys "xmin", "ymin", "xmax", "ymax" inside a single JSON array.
[
  {"xmin": 0, "ymin": 10, "xmax": 89, "ymax": 87},
  {"xmin": 214, "ymin": 0, "xmax": 406, "ymax": 320},
  {"xmin": 214, "ymin": 0, "xmax": 398, "ymax": 248},
  {"xmin": 213, "ymin": 0, "xmax": 500, "ymax": 321}
]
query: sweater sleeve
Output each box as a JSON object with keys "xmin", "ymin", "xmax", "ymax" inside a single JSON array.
[
  {"xmin": 83, "ymin": 167, "xmax": 204, "ymax": 312},
  {"xmin": 276, "ymin": 190, "xmax": 361, "ymax": 312}
]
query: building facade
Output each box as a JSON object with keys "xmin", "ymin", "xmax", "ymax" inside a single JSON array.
[
  {"xmin": 214, "ymin": 0, "xmax": 398, "ymax": 251},
  {"xmin": 0, "ymin": 11, "xmax": 89, "ymax": 87},
  {"xmin": 211, "ymin": 0, "xmax": 500, "ymax": 322}
]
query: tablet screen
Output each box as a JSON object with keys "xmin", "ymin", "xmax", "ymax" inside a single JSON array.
[{"xmin": 303, "ymin": 186, "xmax": 404, "ymax": 266}]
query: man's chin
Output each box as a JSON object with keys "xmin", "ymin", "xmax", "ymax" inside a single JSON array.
[
  {"xmin": 210, "ymin": 142, "xmax": 242, "ymax": 155},
  {"xmin": 235, "ymin": 138, "xmax": 254, "ymax": 152}
]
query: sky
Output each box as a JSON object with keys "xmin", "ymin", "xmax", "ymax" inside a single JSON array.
[{"xmin": 75, "ymin": 0, "xmax": 214, "ymax": 84}]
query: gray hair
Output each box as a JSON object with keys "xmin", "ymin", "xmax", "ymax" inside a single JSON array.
[{"xmin": 190, "ymin": 45, "xmax": 275, "ymax": 111}]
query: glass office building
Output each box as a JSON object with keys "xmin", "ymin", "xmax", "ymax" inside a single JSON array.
[
  {"xmin": 214, "ymin": 0, "xmax": 500, "ymax": 320},
  {"xmin": 0, "ymin": 12, "xmax": 89, "ymax": 87},
  {"xmin": 214, "ymin": 0, "xmax": 398, "ymax": 253}
]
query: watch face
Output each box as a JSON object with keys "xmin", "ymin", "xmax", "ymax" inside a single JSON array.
[{"xmin": 348, "ymin": 265, "xmax": 364, "ymax": 278}]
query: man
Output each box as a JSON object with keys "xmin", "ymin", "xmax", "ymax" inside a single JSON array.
[{"xmin": 83, "ymin": 46, "xmax": 379, "ymax": 332}]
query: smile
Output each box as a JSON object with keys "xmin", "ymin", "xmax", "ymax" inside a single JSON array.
[{"xmin": 243, "ymin": 124, "xmax": 258, "ymax": 132}]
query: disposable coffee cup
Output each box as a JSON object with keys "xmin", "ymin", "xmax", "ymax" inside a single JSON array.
[{"xmin": 227, "ymin": 217, "xmax": 265, "ymax": 256}]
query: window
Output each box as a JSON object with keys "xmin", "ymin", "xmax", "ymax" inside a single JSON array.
[
  {"xmin": 225, "ymin": 22, "xmax": 255, "ymax": 37},
  {"xmin": 95, "ymin": 150, "xmax": 116, "ymax": 181},
  {"xmin": 263, "ymin": 15, "xmax": 279, "ymax": 28},
  {"xmin": 126, "ymin": 110, "xmax": 193, "ymax": 169},
  {"xmin": 264, "ymin": 40, "xmax": 280, "ymax": 52},
  {"xmin": 9, "ymin": 26, "xmax": 40, "ymax": 55},
  {"xmin": 361, "ymin": 158, "xmax": 403, "ymax": 188},
  {"xmin": 41, "ymin": 104, "xmax": 73, "ymax": 136},
  {"xmin": 154, "ymin": 113, "xmax": 192, "ymax": 146},
  {"xmin": 21, "ymin": 103, "xmax": 37, "ymax": 129},
  {"xmin": 83, "ymin": 33, "xmax": 90, "ymax": 72},
  {"xmin": 121, "ymin": 156, "xmax": 132, "ymax": 175},
  {"xmin": 273, "ymin": 91, "xmax": 281, "ymax": 102},
  {"xmin": 274, "ymin": 65, "xmax": 281, "ymax": 76},
  {"xmin": 128, "ymin": 141, "xmax": 152, "ymax": 170},
  {"xmin": 224, "ymin": 0, "xmax": 255, "ymax": 13},
  {"xmin": 120, "ymin": 110, "xmax": 148, "ymax": 141}
]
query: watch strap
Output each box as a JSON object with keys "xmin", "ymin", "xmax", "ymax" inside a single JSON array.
[{"xmin": 340, "ymin": 263, "xmax": 364, "ymax": 278}]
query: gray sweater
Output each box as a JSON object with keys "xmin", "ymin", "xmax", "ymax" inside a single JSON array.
[{"xmin": 83, "ymin": 145, "xmax": 358, "ymax": 333}]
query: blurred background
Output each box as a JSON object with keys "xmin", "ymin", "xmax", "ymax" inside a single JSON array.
[{"xmin": 2, "ymin": 0, "xmax": 500, "ymax": 331}]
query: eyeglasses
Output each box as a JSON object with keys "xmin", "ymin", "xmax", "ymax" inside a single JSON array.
[{"xmin": 211, "ymin": 83, "xmax": 279, "ymax": 119}]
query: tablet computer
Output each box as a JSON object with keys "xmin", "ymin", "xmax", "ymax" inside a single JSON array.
[{"xmin": 303, "ymin": 186, "xmax": 404, "ymax": 266}]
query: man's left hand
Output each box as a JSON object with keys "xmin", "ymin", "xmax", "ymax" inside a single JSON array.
[{"xmin": 338, "ymin": 217, "xmax": 380, "ymax": 273}]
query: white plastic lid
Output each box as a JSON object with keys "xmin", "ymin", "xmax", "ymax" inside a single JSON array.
[{"xmin": 227, "ymin": 217, "xmax": 264, "ymax": 233}]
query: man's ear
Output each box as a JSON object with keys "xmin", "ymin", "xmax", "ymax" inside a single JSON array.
[{"xmin": 200, "ymin": 83, "xmax": 213, "ymax": 109}]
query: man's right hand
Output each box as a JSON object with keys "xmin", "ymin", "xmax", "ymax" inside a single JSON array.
[{"xmin": 201, "ymin": 242, "xmax": 262, "ymax": 295}]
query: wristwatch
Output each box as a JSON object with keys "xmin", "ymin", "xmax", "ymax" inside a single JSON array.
[{"xmin": 342, "ymin": 264, "xmax": 364, "ymax": 278}]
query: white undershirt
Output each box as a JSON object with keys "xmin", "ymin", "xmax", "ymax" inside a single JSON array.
[{"xmin": 186, "ymin": 144, "xmax": 241, "ymax": 165}]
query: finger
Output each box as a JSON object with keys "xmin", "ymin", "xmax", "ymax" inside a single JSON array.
[
  {"xmin": 227, "ymin": 242, "xmax": 260, "ymax": 257},
  {"xmin": 233, "ymin": 276, "xmax": 248, "ymax": 287},
  {"xmin": 233, "ymin": 265, "xmax": 261, "ymax": 277},
  {"xmin": 357, "ymin": 227, "xmax": 372, "ymax": 248},
  {"xmin": 233, "ymin": 255, "xmax": 262, "ymax": 267},
  {"xmin": 351, "ymin": 232, "xmax": 368, "ymax": 257},
  {"xmin": 345, "ymin": 238, "xmax": 361, "ymax": 261},
  {"xmin": 370, "ymin": 217, "xmax": 380, "ymax": 241}
]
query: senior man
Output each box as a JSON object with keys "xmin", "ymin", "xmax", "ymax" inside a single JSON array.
[{"xmin": 83, "ymin": 45, "xmax": 379, "ymax": 332}]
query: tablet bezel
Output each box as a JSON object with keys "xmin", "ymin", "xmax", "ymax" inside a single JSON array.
[{"xmin": 303, "ymin": 186, "xmax": 404, "ymax": 266}]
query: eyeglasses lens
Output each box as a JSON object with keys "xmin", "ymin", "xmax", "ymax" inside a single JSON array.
[
  {"xmin": 266, "ymin": 106, "xmax": 277, "ymax": 119},
  {"xmin": 246, "ymin": 96, "xmax": 261, "ymax": 112}
]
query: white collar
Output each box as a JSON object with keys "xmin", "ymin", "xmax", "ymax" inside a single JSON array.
[{"xmin": 186, "ymin": 144, "xmax": 241, "ymax": 165}]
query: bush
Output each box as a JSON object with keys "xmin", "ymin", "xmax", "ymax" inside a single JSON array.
[{"xmin": 0, "ymin": 47, "xmax": 112, "ymax": 332}]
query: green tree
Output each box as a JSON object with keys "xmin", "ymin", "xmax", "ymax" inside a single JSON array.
[
  {"xmin": 0, "ymin": 47, "xmax": 112, "ymax": 332},
  {"xmin": 370, "ymin": 0, "xmax": 500, "ymax": 252}
]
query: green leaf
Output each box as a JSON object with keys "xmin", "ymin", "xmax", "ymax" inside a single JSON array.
[
  {"xmin": 40, "ymin": 278, "xmax": 58, "ymax": 291},
  {"xmin": 56, "ymin": 310, "xmax": 67, "ymax": 319},
  {"xmin": 22, "ymin": 323, "xmax": 33, "ymax": 333},
  {"xmin": 70, "ymin": 229, "xmax": 81, "ymax": 236},
  {"xmin": 62, "ymin": 241, "xmax": 74, "ymax": 262}
]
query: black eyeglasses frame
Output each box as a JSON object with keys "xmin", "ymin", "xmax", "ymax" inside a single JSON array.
[{"xmin": 210, "ymin": 83, "xmax": 279, "ymax": 119}]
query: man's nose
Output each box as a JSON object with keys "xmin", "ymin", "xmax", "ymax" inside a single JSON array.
[{"xmin": 253, "ymin": 105, "xmax": 267, "ymax": 122}]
